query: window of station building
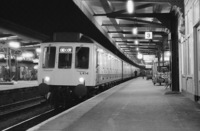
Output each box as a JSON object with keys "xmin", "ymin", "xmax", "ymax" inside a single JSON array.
[
  {"xmin": 58, "ymin": 47, "xmax": 73, "ymax": 69},
  {"xmin": 75, "ymin": 47, "xmax": 89, "ymax": 69},
  {"xmin": 42, "ymin": 46, "xmax": 56, "ymax": 68}
]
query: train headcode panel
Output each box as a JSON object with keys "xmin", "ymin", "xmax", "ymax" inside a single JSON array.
[{"xmin": 59, "ymin": 47, "xmax": 72, "ymax": 53}]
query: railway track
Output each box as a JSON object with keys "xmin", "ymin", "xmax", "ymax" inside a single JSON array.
[
  {"xmin": 2, "ymin": 109, "xmax": 59, "ymax": 131},
  {"xmin": 1, "ymin": 101, "xmax": 80, "ymax": 131},
  {"xmin": 0, "ymin": 96, "xmax": 46, "ymax": 117},
  {"xmin": 0, "ymin": 97, "xmax": 50, "ymax": 130}
]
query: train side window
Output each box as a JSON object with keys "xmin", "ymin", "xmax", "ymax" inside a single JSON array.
[
  {"xmin": 58, "ymin": 47, "xmax": 73, "ymax": 69},
  {"xmin": 75, "ymin": 47, "xmax": 89, "ymax": 69},
  {"xmin": 43, "ymin": 47, "xmax": 56, "ymax": 68}
]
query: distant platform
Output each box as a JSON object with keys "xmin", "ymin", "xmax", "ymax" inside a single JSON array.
[
  {"xmin": 0, "ymin": 81, "xmax": 14, "ymax": 85},
  {"xmin": 0, "ymin": 80, "xmax": 38, "ymax": 91},
  {"xmin": 0, "ymin": 80, "xmax": 40, "ymax": 107}
]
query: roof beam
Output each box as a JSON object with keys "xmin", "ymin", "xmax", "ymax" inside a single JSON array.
[
  {"xmin": 112, "ymin": 36, "xmax": 162, "ymax": 40},
  {"xmin": 94, "ymin": 13, "xmax": 171, "ymax": 18},
  {"xmin": 116, "ymin": 18, "xmax": 163, "ymax": 26},
  {"xmin": 108, "ymin": 31, "xmax": 167, "ymax": 36},
  {"xmin": 116, "ymin": 40, "xmax": 161, "ymax": 44},
  {"xmin": 108, "ymin": 0, "xmax": 180, "ymax": 3},
  {"xmin": 119, "ymin": 43, "xmax": 157, "ymax": 46},
  {"xmin": 102, "ymin": 23, "xmax": 164, "ymax": 28},
  {"xmin": 99, "ymin": 0, "xmax": 125, "ymax": 41},
  {"xmin": 107, "ymin": 0, "xmax": 184, "ymax": 14}
]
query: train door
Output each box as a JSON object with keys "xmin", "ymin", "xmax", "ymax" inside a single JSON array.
[{"xmin": 96, "ymin": 48, "xmax": 100, "ymax": 84}]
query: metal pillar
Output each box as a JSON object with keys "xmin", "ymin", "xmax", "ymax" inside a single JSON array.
[{"xmin": 171, "ymin": 11, "xmax": 179, "ymax": 92}]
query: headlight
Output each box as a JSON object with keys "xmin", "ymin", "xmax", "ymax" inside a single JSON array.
[
  {"xmin": 79, "ymin": 77, "xmax": 85, "ymax": 84},
  {"xmin": 44, "ymin": 76, "xmax": 50, "ymax": 83}
]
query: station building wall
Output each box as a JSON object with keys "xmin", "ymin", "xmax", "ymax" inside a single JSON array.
[{"xmin": 180, "ymin": 0, "xmax": 200, "ymax": 101}]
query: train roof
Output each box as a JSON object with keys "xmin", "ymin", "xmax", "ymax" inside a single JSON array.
[{"xmin": 51, "ymin": 32, "xmax": 94, "ymax": 43}]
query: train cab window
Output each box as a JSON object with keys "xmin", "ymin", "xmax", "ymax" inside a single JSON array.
[
  {"xmin": 43, "ymin": 46, "xmax": 56, "ymax": 68},
  {"xmin": 58, "ymin": 47, "xmax": 72, "ymax": 69},
  {"xmin": 75, "ymin": 47, "xmax": 89, "ymax": 69}
]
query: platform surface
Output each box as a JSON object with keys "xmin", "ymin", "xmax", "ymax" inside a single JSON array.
[
  {"xmin": 0, "ymin": 81, "xmax": 38, "ymax": 91},
  {"xmin": 28, "ymin": 77, "xmax": 200, "ymax": 131}
]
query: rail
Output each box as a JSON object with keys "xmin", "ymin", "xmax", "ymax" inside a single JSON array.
[{"xmin": 0, "ymin": 96, "xmax": 46, "ymax": 117}]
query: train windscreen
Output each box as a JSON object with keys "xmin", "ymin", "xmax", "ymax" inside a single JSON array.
[
  {"xmin": 42, "ymin": 46, "xmax": 56, "ymax": 68},
  {"xmin": 58, "ymin": 47, "xmax": 72, "ymax": 68},
  {"xmin": 75, "ymin": 47, "xmax": 89, "ymax": 69}
]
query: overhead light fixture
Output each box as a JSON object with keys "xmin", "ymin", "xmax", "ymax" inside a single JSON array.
[
  {"xmin": 34, "ymin": 65, "xmax": 38, "ymax": 70},
  {"xmin": 165, "ymin": 51, "xmax": 171, "ymax": 57},
  {"xmin": 126, "ymin": 0, "xmax": 134, "ymax": 14},
  {"xmin": 36, "ymin": 48, "xmax": 41, "ymax": 53},
  {"xmin": 8, "ymin": 41, "xmax": 20, "ymax": 49},
  {"xmin": 132, "ymin": 27, "xmax": 138, "ymax": 35},
  {"xmin": 135, "ymin": 40, "xmax": 139, "ymax": 45},
  {"xmin": 137, "ymin": 53, "xmax": 143, "ymax": 59},
  {"xmin": 136, "ymin": 47, "xmax": 139, "ymax": 51}
]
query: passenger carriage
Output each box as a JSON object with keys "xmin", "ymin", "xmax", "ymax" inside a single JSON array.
[{"xmin": 38, "ymin": 33, "xmax": 137, "ymax": 107}]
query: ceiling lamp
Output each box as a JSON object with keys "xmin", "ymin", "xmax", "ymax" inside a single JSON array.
[
  {"xmin": 136, "ymin": 47, "xmax": 139, "ymax": 51},
  {"xmin": 137, "ymin": 53, "xmax": 143, "ymax": 59},
  {"xmin": 34, "ymin": 65, "xmax": 38, "ymax": 70},
  {"xmin": 8, "ymin": 41, "xmax": 20, "ymax": 49},
  {"xmin": 165, "ymin": 51, "xmax": 171, "ymax": 57},
  {"xmin": 135, "ymin": 40, "xmax": 139, "ymax": 45},
  {"xmin": 36, "ymin": 48, "xmax": 41, "ymax": 53},
  {"xmin": 132, "ymin": 27, "xmax": 138, "ymax": 35},
  {"xmin": 126, "ymin": 0, "xmax": 134, "ymax": 14}
]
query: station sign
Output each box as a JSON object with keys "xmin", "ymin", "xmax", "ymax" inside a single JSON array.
[
  {"xmin": 143, "ymin": 55, "xmax": 155, "ymax": 61},
  {"xmin": 145, "ymin": 32, "xmax": 153, "ymax": 39}
]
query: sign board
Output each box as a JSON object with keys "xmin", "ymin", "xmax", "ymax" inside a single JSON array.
[
  {"xmin": 145, "ymin": 64, "xmax": 152, "ymax": 69},
  {"xmin": 145, "ymin": 32, "xmax": 153, "ymax": 39},
  {"xmin": 143, "ymin": 55, "xmax": 155, "ymax": 61}
]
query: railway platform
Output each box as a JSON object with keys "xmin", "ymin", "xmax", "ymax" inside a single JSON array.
[
  {"xmin": 29, "ymin": 77, "xmax": 200, "ymax": 131},
  {"xmin": 0, "ymin": 81, "xmax": 40, "ymax": 106}
]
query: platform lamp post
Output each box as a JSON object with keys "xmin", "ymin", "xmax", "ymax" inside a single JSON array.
[{"xmin": 7, "ymin": 41, "xmax": 20, "ymax": 81}]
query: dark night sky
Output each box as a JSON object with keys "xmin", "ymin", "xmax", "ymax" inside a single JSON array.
[{"xmin": 0, "ymin": 0, "xmax": 143, "ymax": 68}]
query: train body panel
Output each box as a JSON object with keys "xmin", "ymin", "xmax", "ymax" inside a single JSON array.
[{"xmin": 95, "ymin": 45, "xmax": 123, "ymax": 85}]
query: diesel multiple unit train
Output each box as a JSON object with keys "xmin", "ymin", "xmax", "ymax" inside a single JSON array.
[{"xmin": 38, "ymin": 33, "xmax": 139, "ymax": 107}]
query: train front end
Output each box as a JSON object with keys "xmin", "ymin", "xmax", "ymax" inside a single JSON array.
[{"xmin": 38, "ymin": 42, "xmax": 95, "ymax": 107}]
